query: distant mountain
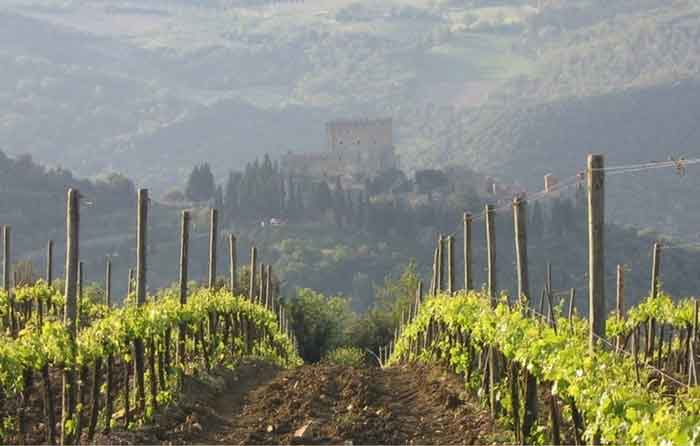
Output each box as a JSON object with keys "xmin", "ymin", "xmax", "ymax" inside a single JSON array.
[{"xmin": 437, "ymin": 1, "xmax": 700, "ymax": 239}]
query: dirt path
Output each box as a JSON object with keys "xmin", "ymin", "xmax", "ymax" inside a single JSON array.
[{"xmin": 101, "ymin": 362, "xmax": 505, "ymax": 445}]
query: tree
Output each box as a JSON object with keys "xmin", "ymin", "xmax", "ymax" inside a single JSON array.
[
  {"xmin": 314, "ymin": 181, "xmax": 332, "ymax": 212},
  {"xmin": 185, "ymin": 163, "xmax": 215, "ymax": 202},
  {"xmin": 224, "ymin": 171, "xmax": 240, "ymax": 221},
  {"xmin": 351, "ymin": 261, "xmax": 420, "ymax": 352},
  {"xmin": 287, "ymin": 288, "xmax": 355, "ymax": 362}
]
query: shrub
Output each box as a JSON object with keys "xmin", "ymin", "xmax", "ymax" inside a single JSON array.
[{"xmin": 322, "ymin": 346, "xmax": 366, "ymax": 367}]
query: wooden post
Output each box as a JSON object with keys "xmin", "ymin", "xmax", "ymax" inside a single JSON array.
[
  {"xmin": 3, "ymin": 225, "xmax": 13, "ymax": 334},
  {"xmin": 229, "ymin": 234, "xmax": 237, "ymax": 293},
  {"xmin": 447, "ymin": 235, "xmax": 455, "ymax": 294},
  {"xmin": 647, "ymin": 242, "xmax": 661, "ymax": 356},
  {"xmin": 265, "ymin": 264, "xmax": 272, "ymax": 309},
  {"xmin": 689, "ymin": 300, "xmax": 699, "ymax": 386},
  {"xmin": 77, "ymin": 261, "xmax": 84, "ymax": 319},
  {"xmin": 127, "ymin": 268, "xmax": 134, "ymax": 297},
  {"xmin": 76, "ymin": 260, "xmax": 85, "ymax": 331},
  {"xmin": 249, "ymin": 246, "xmax": 257, "ymax": 301},
  {"xmin": 486, "ymin": 205, "xmax": 497, "ymax": 304},
  {"xmin": 177, "ymin": 211, "xmax": 190, "ymax": 369},
  {"xmin": 514, "ymin": 197, "xmax": 538, "ymax": 443},
  {"xmin": 415, "ymin": 280, "xmax": 423, "ymax": 313},
  {"xmin": 513, "ymin": 198, "xmax": 529, "ymax": 307},
  {"xmin": 259, "ymin": 263, "xmax": 266, "ymax": 306},
  {"xmin": 616, "ymin": 264, "xmax": 624, "ymax": 352},
  {"xmin": 463, "ymin": 212, "xmax": 473, "ymax": 291},
  {"xmin": 103, "ymin": 256, "xmax": 114, "ymax": 434},
  {"xmin": 485, "ymin": 204, "xmax": 499, "ymax": 418},
  {"xmin": 105, "ymin": 259, "xmax": 112, "ymax": 308},
  {"xmin": 587, "ymin": 154, "xmax": 605, "ymax": 350},
  {"xmin": 208, "ymin": 209, "xmax": 218, "ymax": 289},
  {"xmin": 60, "ymin": 189, "xmax": 79, "ymax": 446},
  {"xmin": 436, "ymin": 235, "xmax": 444, "ymax": 293},
  {"xmin": 430, "ymin": 247, "xmax": 439, "ymax": 296},
  {"xmin": 46, "ymin": 240, "xmax": 53, "ymax": 284},
  {"xmin": 134, "ymin": 188, "xmax": 148, "ymax": 413},
  {"xmin": 545, "ymin": 262, "xmax": 552, "ymax": 314},
  {"xmin": 568, "ymin": 289, "xmax": 576, "ymax": 322}
]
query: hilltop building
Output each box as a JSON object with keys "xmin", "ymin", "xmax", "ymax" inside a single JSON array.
[{"xmin": 281, "ymin": 118, "xmax": 399, "ymax": 188}]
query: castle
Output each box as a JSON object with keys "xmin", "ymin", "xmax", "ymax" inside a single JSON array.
[{"xmin": 281, "ymin": 118, "xmax": 399, "ymax": 187}]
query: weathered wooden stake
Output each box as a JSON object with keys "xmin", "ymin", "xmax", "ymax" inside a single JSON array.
[
  {"xmin": 47, "ymin": 240, "xmax": 54, "ymax": 285},
  {"xmin": 647, "ymin": 242, "xmax": 661, "ymax": 357},
  {"xmin": 485, "ymin": 204, "xmax": 499, "ymax": 418},
  {"xmin": 259, "ymin": 263, "xmax": 266, "ymax": 306},
  {"xmin": 690, "ymin": 300, "xmax": 699, "ymax": 386},
  {"xmin": 77, "ymin": 261, "xmax": 84, "ymax": 322},
  {"xmin": 486, "ymin": 205, "xmax": 497, "ymax": 303},
  {"xmin": 134, "ymin": 188, "xmax": 148, "ymax": 413},
  {"xmin": 265, "ymin": 264, "xmax": 272, "ymax": 309},
  {"xmin": 415, "ymin": 280, "xmax": 423, "ymax": 313},
  {"xmin": 229, "ymin": 234, "xmax": 237, "ymax": 293},
  {"xmin": 430, "ymin": 247, "xmax": 438, "ymax": 296},
  {"xmin": 104, "ymin": 258, "xmax": 114, "ymax": 434},
  {"xmin": 616, "ymin": 264, "xmax": 624, "ymax": 352},
  {"xmin": 514, "ymin": 197, "xmax": 538, "ymax": 444},
  {"xmin": 249, "ymin": 246, "xmax": 257, "ymax": 301},
  {"xmin": 208, "ymin": 209, "xmax": 218, "ymax": 289},
  {"xmin": 463, "ymin": 212, "xmax": 473, "ymax": 291},
  {"xmin": 436, "ymin": 234, "xmax": 444, "ymax": 293},
  {"xmin": 587, "ymin": 154, "xmax": 605, "ymax": 350},
  {"xmin": 60, "ymin": 189, "xmax": 79, "ymax": 446},
  {"xmin": 3, "ymin": 225, "xmax": 13, "ymax": 334},
  {"xmin": 513, "ymin": 198, "xmax": 529, "ymax": 307},
  {"xmin": 177, "ymin": 211, "xmax": 190, "ymax": 369},
  {"xmin": 568, "ymin": 289, "xmax": 576, "ymax": 323},
  {"xmin": 447, "ymin": 235, "xmax": 455, "ymax": 294},
  {"xmin": 127, "ymin": 268, "xmax": 134, "ymax": 297}
]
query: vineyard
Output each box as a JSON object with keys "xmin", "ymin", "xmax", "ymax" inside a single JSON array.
[
  {"xmin": 0, "ymin": 188, "xmax": 300, "ymax": 444},
  {"xmin": 3, "ymin": 154, "xmax": 700, "ymax": 445},
  {"xmin": 382, "ymin": 155, "xmax": 700, "ymax": 445}
]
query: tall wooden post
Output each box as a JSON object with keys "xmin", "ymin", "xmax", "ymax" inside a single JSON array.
[
  {"xmin": 259, "ymin": 263, "xmax": 266, "ymax": 306},
  {"xmin": 647, "ymin": 242, "xmax": 661, "ymax": 356},
  {"xmin": 105, "ymin": 259, "xmax": 112, "ymax": 308},
  {"xmin": 60, "ymin": 189, "xmax": 79, "ymax": 446},
  {"xmin": 229, "ymin": 234, "xmax": 237, "ymax": 293},
  {"xmin": 127, "ymin": 268, "xmax": 134, "ymax": 297},
  {"xmin": 265, "ymin": 264, "xmax": 272, "ymax": 309},
  {"xmin": 134, "ymin": 189, "xmax": 148, "ymax": 413},
  {"xmin": 486, "ymin": 205, "xmax": 497, "ymax": 303},
  {"xmin": 430, "ymin": 247, "xmax": 439, "ymax": 296},
  {"xmin": 616, "ymin": 264, "xmax": 624, "ymax": 352},
  {"xmin": 513, "ymin": 198, "xmax": 529, "ymax": 306},
  {"xmin": 208, "ymin": 209, "xmax": 218, "ymax": 289},
  {"xmin": 103, "ymin": 256, "xmax": 113, "ymax": 434},
  {"xmin": 249, "ymin": 246, "xmax": 257, "ymax": 301},
  {"xmin": 415, "ymin": 280, "xmax": 423, "ymax": 312},
  {"xmin": 485, "ymin": 204, "xmax": 499, "ymax": 417},
  {"xmin": 587, "ymin": 154, "xmax": 605, "ymax": 350},
  {"xmin": 3, "ymin": 225, "xmax": 12, "ymax": 334},
  {"xmin": 513, "ymin": 198, "xmax": 538, "ymax": 443},
  {"xmin": 177, "ymin": 211, "xmax": 190, "ymax": 369},
  {"xmin": 447, "ymin": 235, "xmax": 455, "ymax": 294},
  {"xmin": 463, "ymin": 213, "xmax": 473, "ymax": 291},
  {"xmin": 77, "ymin": 261, "xmax": 83, "ymax": 326},
  {"xmin": 46, "ymin": 240, "xmax": 54, "ymax": 285},
  {"xmin": 436, "ymin": 235, "xmax": 444, "ymax": 293}
]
